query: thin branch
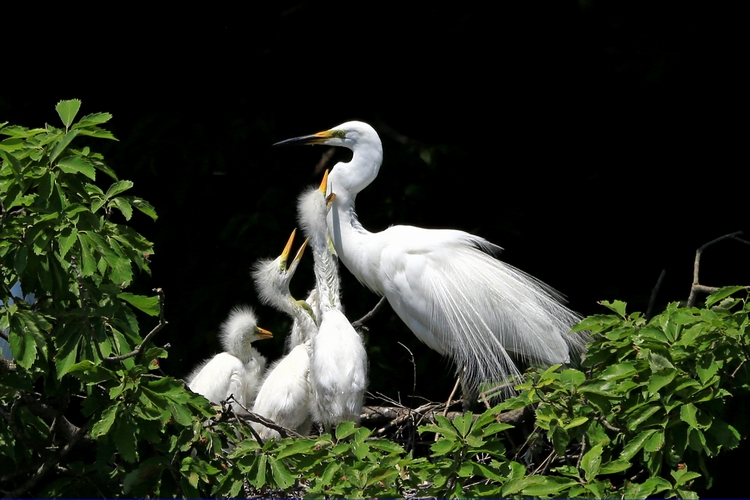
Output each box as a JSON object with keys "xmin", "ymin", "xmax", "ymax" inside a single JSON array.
[
  {"xmin": 687, "ymin": 231, "xmax": 748, "ymax": 307},
  {"xmin": 351, "ymin": 296, "xmax": 387, "ymax": 330},
  {"xmin": 227, "ymin": 395, "xmax": 305, "ymax": 441},
  {"xmin": 103, "ymin": 288, "xmax": 167, "ymax": 363}
]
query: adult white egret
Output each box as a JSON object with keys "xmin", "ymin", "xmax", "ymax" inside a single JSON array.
[
  {"xmin": 251, "ymin": 230, "xmax": 316, "ymax": 439},
  {"xmin": 297, "ymin": 173, "xmax": 368, "ymax": 426},
  {"xmin": 187, "ymin": 306, "xmax": 272, "ymax": 411},
  {"xmin": 275, "ymin": 121, "xmax": 589, "ymax": 395}
]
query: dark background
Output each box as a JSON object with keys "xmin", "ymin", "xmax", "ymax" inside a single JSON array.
[{"xmin": 3, "ymin": 1, "xmax": 746, "ymax": 409}]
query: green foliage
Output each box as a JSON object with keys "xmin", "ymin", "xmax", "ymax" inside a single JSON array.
[
  {"xmin": 0, "ymin": 101, "xmax": 226, "ymax": 497},
  {"xmin": 2, "ymin": 101, "xmax": 747, "ymax": 497}
]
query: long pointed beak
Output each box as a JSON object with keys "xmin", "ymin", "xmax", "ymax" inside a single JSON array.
[
  {"xmin": 273, "ymin": 130, "xmax": 333, "ymax": 147},
  {"xmin": 280, "ymin": 229, "xmax": 296, "ymax": 270},
  {"xmin": 255, "ymin": 327, "xmax": 273, "ymax": 340},
  {"xmin": 319, "ymin": 169, "xmax": 329, "ymax": 194},
  {"xmin": 294, "ymin": 238, "xmax": 309, "ymax": 263}
]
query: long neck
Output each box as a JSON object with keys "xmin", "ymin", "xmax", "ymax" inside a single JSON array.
[{"xmin": 309, "ymin": 218, "xmax": 341, "ymax": 313}]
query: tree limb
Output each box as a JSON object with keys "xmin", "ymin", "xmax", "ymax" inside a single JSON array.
[{"xmin": 687, "ymin": 231, "xmax": 749, "ymax": 307}]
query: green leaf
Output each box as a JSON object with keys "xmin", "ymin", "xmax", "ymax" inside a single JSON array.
[
  {"xmin": 600, "ymin": 362, "xmax": 637, "ymax": 381},
  {"xmin": 128, "ymin": 196, "xmax": 158, "ymax": 220},
  {"xmin": 168, "ymin": 402, "xmax": 193, "ymax": 427},
  {"xmin": 452, "ymin": 411, "xmax": 473, "ymax": 437},
  {"xmin": 73, "ymin": 112, "xmax": 113, "ymax": 129},
  {"xmin": 599, "ymin": 459, "xmax": 631, "ymax": 475},
  {"xmin": 600, "ymin": 299, "xmax": 628, "ymax": 317},
  {"xmin": 430, "ymin": 437, "xmax": 457, "ymax": 456},
  {"xmin": 50, "ymin": 130, "xmax": 81, "ymax": 163},
  {"xmin": 57, "ymin": 156, "xmax": 96, "ymax": 180},
  {"xmin": 335, "ymin": 420, "xmax": 357, "ymax": 440},
  {"xmin": 648, "ymin": 352, "xmax": 674, "ymax": 371},
  {"xmin": 91, "ymin": 403, "xmax": 119, "ymax": 438},
  {"xmin": 620, "ymin": 429, "xmax": 657, "ymax": 461},
  {"xmin": 705, "ymin": 286, "xmax": 746, "ymax": 307},
  {"xmin": 56, "ymin": 99, "xmax": 82, "ymax": 128},
  {"xmin": 110, "ymin": 197, "xmax": 133, "ymax": 220},
  {"xmin": 680, "ymin": 403, "xmax": 702, "ymax": 429},
  {"xmin": 105, "ymin": 180, "xmax": 134, "ymax": 199},
  {"xmin": 696, "ymin": 353, "xmax": 719, "ymax": 385},
  {"xmin": 269, "ymin": 457, "xmax": 296, "ymax": 490},
  {"xmin": 648, "ymin": 368, "xmax": 676, "ymax": 395},
  {"xmin": 521, "ymin": 476, "xmax": 578, "ymax": 497},
  {"xmin": 580, "ymin": 443, "xmax": 603, "ymax": 482},
  {"xmin": 626, "ymin": 404, "xmax": 661, "ymax": 430}
]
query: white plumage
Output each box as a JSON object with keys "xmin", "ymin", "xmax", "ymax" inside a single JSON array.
[
  {"xmin": 251, "ymin": 230, "xmax": 316, "ymax": 439},
  {"xmin": 297, "ymin": 174, "xmax": 368, "ymax": 426},
  {"xmin": 275, "ymin": 121, "xmax": 589, "ymax": 394},
  {"xmin": 187, "ymin": 306, "xmax": 272, "ymax": 411}
]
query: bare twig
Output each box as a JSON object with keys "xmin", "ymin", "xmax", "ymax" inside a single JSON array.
[
  {"xmin": 687, "ymin": 231, "xmax": 749, "ymax": 307},
  {"xmin": 351, "ymin": 296, "xmax": 387, "ymax": 330}
]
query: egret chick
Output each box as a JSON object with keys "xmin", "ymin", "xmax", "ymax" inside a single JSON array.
[
  {"xmin": 187, "ymin": 306, "xmax": 272, "ymax": 412},
  {"xmin": 251, "ymin": 231, "xmax": 316, "ymax": 439},
  {"xmin": 252, "ymin": 229, "xmax": 318, "ymax": 349},
  {"xmin": 276, "ymin": 122, "xmax": 589, "ymax": 396},
  {"xmin": 298, "ymin": 172, "xmax": 368, "ymax": 426}
]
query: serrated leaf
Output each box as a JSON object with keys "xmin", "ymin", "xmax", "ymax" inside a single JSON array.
[
  {"xmin": 91, "ymin": 403, "xmax": 119, "ymax": 438},
  {"xmin": 128, "ymin": 196, "xmax": 158, "ymax": 220},
  {"xmin": 115, "ymin": 293, "xmax": 159, "ymax": 317},
  {"xmin": 268, "ymin": 457, "xmax": 295, "ymax": 490},
  {"xmin": 335, "ymin": 420, "xmax": 356, "ymax": 440},
  {"xmin": 110, "ymin": 197, "xmax": 133, "ymax": 220},
  {"xmin": 648, "ymin": 368, "xmax": 676, "ymax": 395},
  {"xmin": 115, "ymin": 420, "xmax": 139, "ymax": 462},
  {"xmin": 58, "ymin": 226, "xmax": 78, "ymax": 258},
  {"xmin": 600, "ymin": 299, "xmax": 628, "ymax": 317},
  {"xmin": 56, "ymin": 99, "xmax": 81, "ymax": 128},
  {"xmin": 105, "ymin": 180, "xmax": 134, "ymax": 199},
  {"xmin": 648, "ymin": 352, "xmax": 674, "ymax": 371},
  {"xmin": 73, "ymin": 112, "xmax": 113, "ymax": 128},
  {"xmin": 57, "ymin": 156, "xmax": 96, "ymax": 180},
  {"xmin": 9, "ymin": 326, "xmax": 37, "ymax": 369}
]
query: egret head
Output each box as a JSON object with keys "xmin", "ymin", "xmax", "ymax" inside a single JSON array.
[
  {"xmin": 219, "ymin": 306, "xmax": 272, "ymax": 360},
  {"xmin": 274, "ymin": 121, "xmax": 383, "ymax": 197},
  {"xmin": 252, "ymin": 230, "xmax": 309, "ymax": 313}
]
